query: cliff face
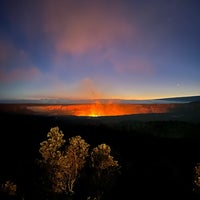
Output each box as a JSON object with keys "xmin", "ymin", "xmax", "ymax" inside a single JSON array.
[{"xmin": 0, "ymin": 104, "xmax": 33, "ymax": 114}]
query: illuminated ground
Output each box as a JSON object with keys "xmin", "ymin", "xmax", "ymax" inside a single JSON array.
[{"xmin": 26, "ymin": 103, "xmax": 175, "ymax": 117}]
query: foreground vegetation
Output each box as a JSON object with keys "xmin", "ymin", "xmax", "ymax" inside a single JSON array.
[
  {"xmin": 1, "ymin": 126, "xmax": 120, "ymax": 200},
  {"xmin": 0, "ymin": 112, "xmax": 200, "ymax": 199}
]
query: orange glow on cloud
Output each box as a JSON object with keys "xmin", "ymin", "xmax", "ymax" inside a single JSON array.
[{"xmin": 43, "ymin": 1, "xmax": 134, "ymax": 55}]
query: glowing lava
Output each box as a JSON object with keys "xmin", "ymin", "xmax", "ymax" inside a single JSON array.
[{"xmin": 27, "ymin": 103, "xmax": 175, "ymax": 117}]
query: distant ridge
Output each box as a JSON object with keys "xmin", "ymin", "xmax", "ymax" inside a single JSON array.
[
  {"xmin": 155, "ymin": 95, "xmax": 200, "ymax": 103},
  {"xmin": 0, "ymin": 95, "xmax": 199, "ymax": 104}
]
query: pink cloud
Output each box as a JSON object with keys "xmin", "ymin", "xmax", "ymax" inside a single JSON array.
[
  {"xmin": 0, "ymin": 40, "xmax": 26, "ymax": 68},
  {"xmin": 42, "ymin": 0, "xmax": 134, "ymax": 55},
  {"xmin": 0, "ymin": 65, "xmax": 41, "ymax": 83},
  {"xmin": 88, "ymin": 48, "xmax": 154, "ymax": 75},
  {"xmin": 4, "ymin": 0, "xmax": 138, "ymax": 61},
  {"xmin": 0, "ymin": 40, "xmax": 41, "ymax": 83}
]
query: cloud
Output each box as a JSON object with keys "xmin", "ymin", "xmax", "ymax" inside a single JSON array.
[
  {"xmin": 0, "ymin": 65, "xmax": 41, "ymax": 83},
  {"xmin": 0, "ymin": 40, "xmax": 41, "ymax": 83},
  {"xmin": 0, "ymin": 40, "xmax": 26, "ymax": 68},
  {"xmin": 73, "ymin": 77, "xmax": 107, "ymax": 99},
  {"xmin": 3, "ymin": 1, "xmax": 146, "ymax": 74},
  {"xmin": 91, "ymin": 48, "xmax": 154, "ymax": 75},
  {"xmin": 42, "ymin": 0, "xmax": 134, "ymax": 55},
  {"xmin": 0, "ymin": 0, "xmax": 153, "ymax": 98}
]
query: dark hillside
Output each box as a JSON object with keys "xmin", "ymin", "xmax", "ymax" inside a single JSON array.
[{"xmin": 0, "ymin": 111, "xmax": 200, "ymax": 199}]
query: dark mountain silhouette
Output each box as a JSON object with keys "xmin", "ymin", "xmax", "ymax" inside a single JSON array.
[{"xmin": 155, "ymin": 95, "xmax": 200, "ymax": 103}]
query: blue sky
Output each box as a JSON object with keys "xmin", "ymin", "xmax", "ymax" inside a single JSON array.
[{"xmin": 0, "ymin": 0, "xmax": 199, "ymax": 100}]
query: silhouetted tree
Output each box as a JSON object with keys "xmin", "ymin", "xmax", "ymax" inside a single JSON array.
[
  {"xmin": 89, "ymin": 144, "xmax": 120, "ymax": 200},
  {"xmin": 59, "ymin": 135, "xmax": 90, "ymax": 193},
  {"xmin": 39, "ymin": 127, "xmax": 66, "ymax": 193},
  {"xmin": 39, "ymin": 127, "xmax": 90, "ymax": 194},
  {"xmin": 38, "ymin": 126, "xmax": 120, "ymax": 199}
]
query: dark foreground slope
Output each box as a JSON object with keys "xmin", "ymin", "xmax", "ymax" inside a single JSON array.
[{"xmin": 0, "ymin": 111, "xmax": 200, "ymax": 199}]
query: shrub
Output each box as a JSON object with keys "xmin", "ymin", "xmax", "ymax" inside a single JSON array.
[
  {"xmin": 193, "ymin": 163, "xmax": 200, "ymax": 193},
  {"xmin": 38, "ymin": 126, "xmax": 120, "ymax": 199},
  {"xmin": 1, "ymin": 180, "xmax": 17, "ymax": 196},
  {"xmin": 89, "ymin": 144, "xmax": 120, "ymax": 200},
  {"xmin": 39, "ymin": 127, "xmax": 90, "ymax": 194}
]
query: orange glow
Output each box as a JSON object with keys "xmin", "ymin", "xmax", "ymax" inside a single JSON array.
[{"xmin": 27, "ymin": 103, "xmax": 175, "ymax": 117}]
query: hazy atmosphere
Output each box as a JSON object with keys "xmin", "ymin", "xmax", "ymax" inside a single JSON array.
[
  {"xmin": 0, "ymin": 0, "xmax": 200, "ymax": 100},
  {"xmin": 0, "ymin": 2, "xmax": 200, "ymax": 199}
]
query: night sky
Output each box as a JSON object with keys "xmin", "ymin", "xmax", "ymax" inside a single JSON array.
[{"xmin": 0, "ymin": 0, "xmax": 199, "ymax": 100}]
